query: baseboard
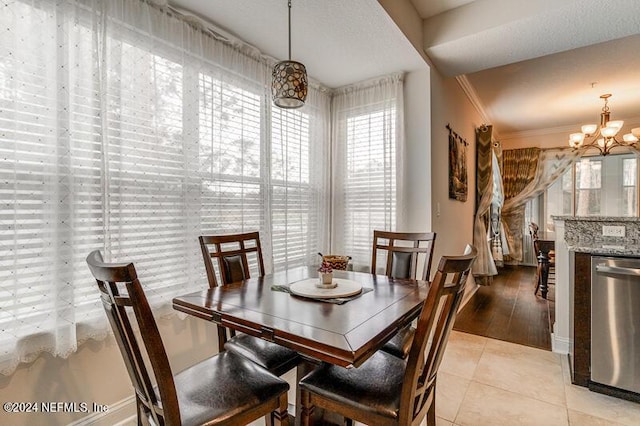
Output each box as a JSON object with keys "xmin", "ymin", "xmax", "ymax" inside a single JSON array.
[
  {"xmin": 551, "ymin": 333, "xmax": 570, "ymax": 354},
  {"xmin": 68, "ymin": 395, "xmax": 136, "ymax": 426}
]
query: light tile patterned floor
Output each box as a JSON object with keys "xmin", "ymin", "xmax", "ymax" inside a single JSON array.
[
  {"xmin": 250, "ymin": 331, "xmax": 640, "ymax": 425},
  {"xmin": 435, "ymin": 331, "xmax": 640, "ymax": 426}
]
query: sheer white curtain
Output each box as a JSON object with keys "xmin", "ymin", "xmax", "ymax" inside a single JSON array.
[
  {"xmin": 0, "ymin": 0, "xmax": 330, "ymax": 375},
  {"xmin": 330, "ymin": 74, "xmax": 405, "ymax": 271}
]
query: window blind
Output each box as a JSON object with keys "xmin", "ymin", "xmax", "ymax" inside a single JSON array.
[
  {"xmin": 0, "ymin": 0, "xmax": 332, "ymax": 375},
  {"xmin": 270, "ymin": 107, "xmax": 315, "ymax": 270},
  {"xmin": 331, "ymin": 75, "xmax": 403, "ymax": 270},
  {"xmin": 343, "ymin": 109, "xmax": 396, "ymax": 265}
]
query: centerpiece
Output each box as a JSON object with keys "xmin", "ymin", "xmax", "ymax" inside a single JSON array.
[{"xmin": 317, "ymin": 258, "xmax": 335, "ymax": 288}]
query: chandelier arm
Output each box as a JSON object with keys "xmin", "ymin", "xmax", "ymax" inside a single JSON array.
[{"xmin": 569, "ymin": 94, "xmax": 635, "ymax": 156}]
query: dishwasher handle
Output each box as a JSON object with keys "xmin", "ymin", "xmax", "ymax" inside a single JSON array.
[{"xmin": 595, "ymin": 264, "xmax": 640, "ymax": 277}]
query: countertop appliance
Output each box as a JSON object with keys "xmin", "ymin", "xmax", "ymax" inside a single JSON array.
[{"xmin": 591, "ymin": 256, "xmax": 640, "ymax": 396}]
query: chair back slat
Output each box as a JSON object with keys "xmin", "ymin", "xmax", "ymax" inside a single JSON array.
[
  {"xmin": 199, "ymin": 232, "xmax": 265, "ymax": 286},
  {"xmin": 199, "ymin": 232, "xmax": 265, "ymax": 351},
  {"xmin": 86, "ymin": 250, "xmax": 180, "ymax": 426},
  {"xmin": 399, "ymin": 246, "xmax": 477, "ymax": 425},
  {"xmin": 371, "ymin": 230, "xmax": 437, "ymax": 281}
]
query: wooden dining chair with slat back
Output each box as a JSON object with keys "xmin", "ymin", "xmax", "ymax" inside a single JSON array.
[
  {"xmin": 199, "ymin": 232, "xmax": 301, "ymax": 377},
  {"xmin": 371, "ymin": 230, "xmax": 437, "ymax": 359},
  {"xmin": 529, "ymin": 222, "xmax": 555, "ymax": 298},
  {"xmin": 299, "ymin": 246, "xmax": 477, "ymax": 426},
  {"xmin": 86, "ymin": 250, "xmax": 290, "ymax": 426}
]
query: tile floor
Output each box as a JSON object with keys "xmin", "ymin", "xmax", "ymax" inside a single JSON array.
[
  {"xmin": 251, "ymin": 331, "xmax": 640, "ymax": 425},
  {"xmin": 433, "ymin": 331, "xmax": 640, "ymax": 426}
]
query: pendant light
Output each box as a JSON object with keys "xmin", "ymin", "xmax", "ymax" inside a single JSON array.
[{"xmin": 271, "ymin": 0, "xmax": 308, "ymax": 109}]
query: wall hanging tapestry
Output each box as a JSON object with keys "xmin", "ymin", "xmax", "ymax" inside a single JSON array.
[{"xmin": 447, "ymin": 124, "xmax": 468, "ymax": 201}]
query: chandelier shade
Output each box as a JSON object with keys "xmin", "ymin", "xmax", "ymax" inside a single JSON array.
[
  {"xmin": 569, "ymin": 94, "xmax": 639, "ymax": 155},
  {"xmin": 272, "ymin": 0, "xmax": 307, "ymax": 109}
]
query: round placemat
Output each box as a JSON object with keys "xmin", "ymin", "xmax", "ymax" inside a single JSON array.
[{"xmin": 289, "ymin": 278, "xmax": 363, "ymax": 299}]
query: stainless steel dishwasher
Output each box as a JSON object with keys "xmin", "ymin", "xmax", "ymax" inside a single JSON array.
[{"xmin": 591, "ymin": 256, "xmax": 640, "ymax": 394}]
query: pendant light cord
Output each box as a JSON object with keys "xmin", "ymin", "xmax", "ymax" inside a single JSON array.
[{"xmin": 288, "ymin": 0, "xmax": 292, "ymax": 60}]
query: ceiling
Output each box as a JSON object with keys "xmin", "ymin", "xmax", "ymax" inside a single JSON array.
[
  {"xmin": 169, "ymin": 0, "xmax": 427, "ymax": 89},
  {"xmin": 413, "ymin": 0, "xmax": 640, "ymax": 138},
  {"xmin": 170, "ymin": 0, "xmax": 640, "ymax": 139}
]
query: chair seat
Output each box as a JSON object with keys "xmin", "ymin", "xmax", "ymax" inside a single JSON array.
[
  {"xmin": 380, "ymin": 325, "xmax": 415, "ymax": 359},
  {"xmin": 299, "ymin": 350, "xmax": 405, "ymax": 421},
  {"xmin": 173, "ymin": 351, "xmax": 290, "ymax": 426},
  {"xmin": 224, "ymin": 333, "xmax": 301, "ymax": 377}
]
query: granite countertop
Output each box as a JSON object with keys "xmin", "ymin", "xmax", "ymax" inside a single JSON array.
[
  {"xmin": 559, "ymin": 215, "xmax": 640, "ymax": 256},
  {"xmin": 553, "ymin": 216, "xmax": 640, "ymax": 223},
  {"xmin": 568, "ymin": 243, "xmax": 640, "ymax": 256}
]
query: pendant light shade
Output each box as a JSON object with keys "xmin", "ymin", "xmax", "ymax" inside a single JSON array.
[
  {"xmin": 272, "ymin": 60, "xmax": 307, "ymax": 108},
  {"xmin": 272, "ymin": 0, "xmax": 307, "ymax": 109}
]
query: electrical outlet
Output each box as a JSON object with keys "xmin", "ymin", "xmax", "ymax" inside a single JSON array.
[{"xmin": 602, "ymin": 225, "xmax": 625, "ymax": 237}]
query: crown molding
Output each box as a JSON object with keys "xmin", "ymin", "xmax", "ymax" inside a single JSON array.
[
  {"xmin": 455, "ymin": 75, "xmax": 497, "ymax": 138},
  {"xmin": 500, "ymin": 114, "xmax": 640, "ymax": 141}
]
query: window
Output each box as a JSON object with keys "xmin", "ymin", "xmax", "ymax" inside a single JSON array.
[
  {"xmin": 331, "ymin": 75, "xmax": 403, "ymax": 270},
  {"xmin": 575, "ymin": 158, "xmax": 602, "ymax": 216},
  {"xmin": 270, "ymin": 107, "xmax": 316, "ymax": 269},
  {"xmin": 343, "ymin": 110, "xmax": 396, "ymax": 264},
  {"xmin": 541, "ymin": 153, "xmax": 638, "ymax": 235},
  {"xmin": 623, "ymin": 158, "xmax": 637, "ymax": 216},
  {"xmin": 0, "ymin": 0, "xmax": 331, "ymax": 375}
]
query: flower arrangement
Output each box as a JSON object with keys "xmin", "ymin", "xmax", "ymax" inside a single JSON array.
[
  {"xmin": 318, "ymin": 260, "xmax": 333, "ymax": 274},
  {"xmin": 317, "ymin": 253, "xmax": 334, "ymax": 286}
]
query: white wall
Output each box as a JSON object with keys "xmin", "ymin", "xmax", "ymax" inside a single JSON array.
[
  {"xmin": 430, "ymin": 72, "xmax": 484, "ymax": 263},
  {"xmin": 401, "ymin": 68, "xmax": 432, "ymax": 232},
  {"xmin": 501, "ymin": 129, "xmax": 568, "ymax": 150},
  {"xmin": 0, "ymin": 316, "xmax": 218, "ymax": 425},
  {"xmin": 380, "ymin": 0, "xmax": 482, "ymax": 284}
]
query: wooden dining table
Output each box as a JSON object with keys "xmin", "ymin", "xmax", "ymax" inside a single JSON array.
[{"xmin": 172, "ymin": 266, "xmax": 430, "ymax": 368}]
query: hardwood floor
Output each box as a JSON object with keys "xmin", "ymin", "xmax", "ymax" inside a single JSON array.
[{"xmin": 454, "ymin": 265, "xmax": 555, "ymax": 351}]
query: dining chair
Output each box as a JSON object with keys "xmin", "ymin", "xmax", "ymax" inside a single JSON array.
[
  {"xmin": 199, "ymin": 232, "xmax": 301, "ymax": 376},
  {"xmin": 298, "ymin": 246, "xmax": 477, "ymax": 426},
  {"xmin": 371, "ymin": 230, "xmax": 437, "ymax": 359},
  {"xmin": 529, "ymin": 223, "xmax": 555, "ymax": 298},
  {"xmin": 86, "ymin": 250, "xmax": 290, "ymax": 426},
  {"xmin": 534, "ymin": 239, "xmax": 555, "ymax": 298}
]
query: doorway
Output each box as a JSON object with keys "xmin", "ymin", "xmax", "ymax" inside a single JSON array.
[{"xmin": 453, "ymin": 266, "xmax": 554, "ymax": 351}]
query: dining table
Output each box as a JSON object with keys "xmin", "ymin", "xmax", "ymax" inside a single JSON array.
[{"xmin": 172, "ymin": 266, "xmax": 430, "ymax": 369}]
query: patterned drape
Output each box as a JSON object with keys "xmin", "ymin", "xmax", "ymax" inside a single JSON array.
[
  {"xmin": 502, "ymin": 148, "xmax": 540, "ymax": 199},
  {"xmin": 472, "ymin": 125, "xmax": 498, "ymax": 283},
  {"xmin": 500, "ymin": 148, "xmax": 540, "ymax": 262},
  {"xmin": 502, "ymin": 148, "xmax": 583, "ymax": 261}
]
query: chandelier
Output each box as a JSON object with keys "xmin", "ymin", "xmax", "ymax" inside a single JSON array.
[
  {"xmin": 271, "ymin": 0, "xmax": 308, "ymax": 109},
  {"xmin": 568, "ymin": 94, "xmax": 640, "ymax": 155}
]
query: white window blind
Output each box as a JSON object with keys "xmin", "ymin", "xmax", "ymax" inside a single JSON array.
[
  {"xmin": 0, "ymin": 0, "xmax": 331, "ymax": 375},
  {"xmin": 271, "ymin": 108, "xmax": 316, "ymax": 270},
  {"xmin": 198, "ymin": 73, "xmax": 264, "ymax": 233},
  {"xmin": 331, "ymin": 75, "xmax": 404, "ymax": 270}
]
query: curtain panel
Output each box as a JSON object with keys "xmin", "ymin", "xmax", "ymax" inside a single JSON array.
[
  {"xmin": 0, "ymin": 0, "xmax": 332, "ymax": 375},
  {"xmin": 330, "ymin": 74, "xmax": 405, "ymax": 271},
  {"xmin": 472, "ymin": 125, "xmax": 499, "ymax": 282},
  {"xmin": 500, "ymin": 147, "xmax": 540, "ymax": 261},
  {"xmin": 502, "ymin": 148, "xmax": 540, "ymax": 199},
  {"xmin": 502, "ymin": 148, "xmax": 583, "ymax": 261}
]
